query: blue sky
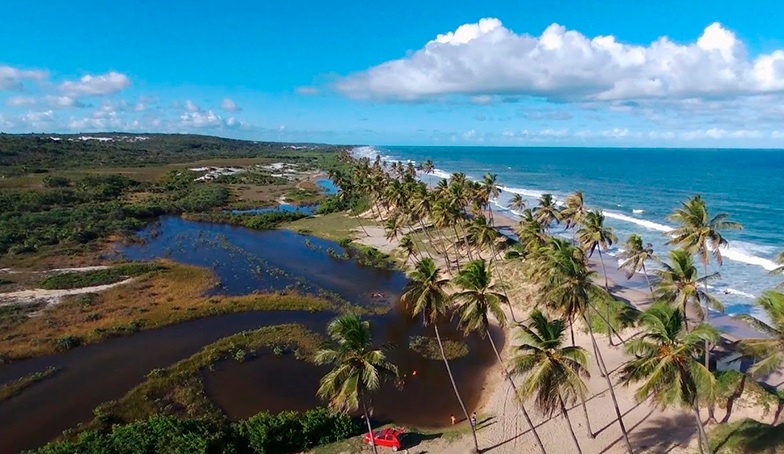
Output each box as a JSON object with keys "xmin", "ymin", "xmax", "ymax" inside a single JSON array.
[{"xmin": 3, "ymin": 0, "xmax": 784, "ymax": 147}]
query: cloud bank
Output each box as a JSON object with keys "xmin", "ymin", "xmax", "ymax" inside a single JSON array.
[{"xmin": 336, "ymin": 19, "xmax": 784, "ymax": 103}]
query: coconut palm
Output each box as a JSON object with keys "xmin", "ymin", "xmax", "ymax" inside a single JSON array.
[
  {"xmin": 620, "ymin": 303, "xmax": 719, "ymax": 454},
  {"xmin": 516, "ymin": 209, "xmax": 550, "ymax": 257},
  {"xmin": 534, "ymin": 194, "xmax": 561, "ymax": 228},
  {"xmin": 451, "ymin": 259, "xmax": 546, "ymax": 454},
  {"xmin": 528, "ymin": 238, "xmax": 633, "ymax": 452},
  {"xmin": 576, "ymin": 210, "xmax": 618, "ymax": 343},
  {"xmin": 561, "ymin": 191, "xmax": 587, "ymax": 230},
  {"xmin": 479, "ymin": 172, "xmax": 502, "ymax": 224},
  {"xmin": 419, "ymin": 159, "xmax": 435, "ymax": 175},
  {"xmin": 511, "ymin": 310, "xmax": 590, "ymax": 454},
  {"xmin": 668, "ymin": 195, "xmax": 742, "ymax": 367},
  {"xmin": 399, "ymin": 235, "xmax": 418, "ymax": 263},
  {"xmin": 618, "ymin": 234, "xmax": 656, "ymax": 295},
  {"xmin": 315, "ymin": 315, "xmax": 398, "ymax": 454},
  {"xmin": 467, "ymin": 214, "xmax": 498, "ymax": 260},
  {"xmin": 507, "ymin": 194, "xmax": 526, "ymax": 214},
  {"xmin": 741, "ymin": 290, "xmax": 784, "ymax": 379},
  {"xmin": 655, "ymin": 249, "xmax": 723, "ymax": 331},
  {"xmin": 401, "ymin": 258, "xmax": 480, "ymax": 452}
]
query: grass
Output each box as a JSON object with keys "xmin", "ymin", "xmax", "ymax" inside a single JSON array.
[
  {"xmin": 0, "ymin": 366, "xmax": 59, "ymax": 403},
  {"xmin": 284, "ymin": 211, "xmax": 379, "ymax": 241},
  {"xmin": 37, "ymin": 263, "xmax": 165, "ymax": 289},
  {"xmin": 710, "ymin": 418, "xmax": 784, "ymax": 453},
  {"xmin": 89, "ymin": 324, "xmax": 322, "ymax": 427},
  {"xmin": 409, "ymin": 335, "xmax": 469, "ymax": 360},
  {"xmin": 0, "ymin": 262, "xmax": 336, "ymax": 360}
]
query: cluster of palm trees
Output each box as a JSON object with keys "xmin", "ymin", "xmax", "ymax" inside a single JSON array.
[{"xmin": 314, "ymin": 153, "xmax": 783, "ymax": 454}]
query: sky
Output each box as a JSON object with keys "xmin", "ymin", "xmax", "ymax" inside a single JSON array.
[{"xmin": 3, "ymin": 0, "xmax": 784, "ymax": 147}]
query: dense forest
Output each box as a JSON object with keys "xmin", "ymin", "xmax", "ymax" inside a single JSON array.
[{"xmin": 0, "ymin": 133, "xmax": 330, "ymax": 173}]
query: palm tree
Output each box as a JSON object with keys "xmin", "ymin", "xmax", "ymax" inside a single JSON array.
[
  {"xmin": 655, "ymin": 249, "xmax": 724, "ymax": 331},
  {"xmin": 399, "ymin": 235, "xmax": 418, "ymax": 263},
  {"xmin": 401, "ymin": 258, "xmax": 480, "ymax": 452},
  {"xmin": 451, "ymin": 259, "xmax": 547, "ymax": 454},
  {"xmin": 771, "ymin": 251, "xmax": 784, "ymax": 288},
  {"xmin": 534, "ymin": 194, "xmax": 561, "ymax": 227},
  {"xmin": 517, "ymin": 209, "xmax": 549, "ymax": 257},
  {"xmin": 479, "ymin": 172, "xmax": 502, "ymax": 225},
  {"xmin": 528, "ymin": 238, "xmax": 633, "ymax": 452},
  {"xmin": 507, "ymin": 193, "xmax": 526, "ymax": 214},
  {"xmin": 618, "ymin": 234, "xmax": 656, "ymax": 295},
  {"xmin": 668, "ymin": 195, "xmax": 742, "ymax": 368},
  {"xmin": 620, "ymin": 303, "xmax": 719, "ymax": 454},
  {"xmin": 467, "ymin": 215, "xmax": 497, "ymax": 260},
  {"xmin": 741, "ymin": 290, "xmax": 784, "ymax": 380},
  {"xmin": 511, "ymin": 310, "xmax": 590, "ymax": 454},
  {"xmin": 576, "ymin": 210, "xmax": 618, "ymax": 343},
  {"xmin": 561, "ymin": 191, "xmax": 587, "ymax": 230},
  {"xmin": 419, "ymin": 159, "xmax": 435, "ymax": 175},
  {"xmin": 315, "ymin": 315, "xmax": 398, "ymax": 454}
]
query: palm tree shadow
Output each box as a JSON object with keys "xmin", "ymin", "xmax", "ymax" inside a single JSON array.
[{"xmin": 627, "ymin": 413, "xmax": 696, "ymax": 453}]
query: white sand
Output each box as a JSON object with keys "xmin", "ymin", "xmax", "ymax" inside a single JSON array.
[{"xmin": 0, "ymin": 278, "xmax": 134, "ymax": 307}]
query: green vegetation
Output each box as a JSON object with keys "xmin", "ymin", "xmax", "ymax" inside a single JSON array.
[
  {"xmin": 709, "ymin": 418, "xmax": 784, "ymax": 453},
  {"xmin": 408, "ymin": 335, "xmax": 468, "ymax": 360},
  {"xmin": 184, "ymin": 211, "xmax": 309, "ymax": 230},
  {"xmin": 27, "ymin": 409, "xmax": 360, "ymax": 454},
  {"xmin": 0, "ymin": 367, "xmax": 59, "ymax": 403},
  {"xmin": 38, "ymin": 263, "xmax": 165, "ymax": 289},
  {"xmin": 0, "ymin": 264, "xmax": 335, "ymax": 360},
  {"xmin": 91, "ymin": 324, "xmax": 323, "ymax": 426}
]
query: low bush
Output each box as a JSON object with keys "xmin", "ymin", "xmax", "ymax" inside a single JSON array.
[{"xmin": 38, "ymin": 263, "xmax": 165, "ymax": 290}]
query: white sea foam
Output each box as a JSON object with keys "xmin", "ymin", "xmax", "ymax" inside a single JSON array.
[
  {"xmin": 632, "ymin": 209, "xmax": 644, "ymax": 214},
  {"xmin": 500, "ymin": 185, "xmax": 546, "ymax": 199},
  {"xmin": 431, "ymin": 168, "xmax": 452, "ymax": 180},
  {"xmin": 604, "ymin": 211, "xmax": 673, "ymax": 233}
]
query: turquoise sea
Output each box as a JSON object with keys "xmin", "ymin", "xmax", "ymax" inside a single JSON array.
[{"xmin": 354, "ymin": 146, "xmax": 784, "ymax": 321}]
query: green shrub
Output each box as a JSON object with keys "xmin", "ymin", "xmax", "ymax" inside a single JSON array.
[
  {"xmin": 237, "ymin": 408, "xmax": 360, "ymax": 453},
  {"xmin": 38, "ymin": 263, "xmax": 164, "ymax": 290},
  {"xmin": 55, "ymin": 335, "xmax": 82, "ymax": 351}
]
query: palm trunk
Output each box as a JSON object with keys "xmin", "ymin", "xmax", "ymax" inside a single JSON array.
[
  {"xmin": 362, "ymin": 396, "xmax": 379, "ymax": 454},
  {"xmin": 487, "ymin": 238, "xmax": 518, "ymax": 323},
  {"xmin": 587, "ymin": 300, "xmax": 626, "ymax": 345},
  {"xmin": 692, "ymin": 400, "xmax": 712, "ymax": 454},
  {"xmin": 435, "ymin": 324, "xmax": 480, "ymax": 452},
  {"xmin": 721, "ymin": 374, "xmax": 746, "ymax": 423},
  {"xmin": 559, "ymin": 394, "xmax": 584, "ymax": 454},
  {"xmin": 451, "ymin": 225, "xmax": 465, "ymax": 268},
  {"xmin": 583, "ymin": 313, "xmax": 634, "ymax": 454},
  {"xmin": 642, "ymin": 263, "xmax": 654, "ymax": 296},
  {"xmin": 354, "ymin": 212, "xmax": 370, "ymax": 237},
  {"xmin": 486, "ymin": 329, "xmax": 547, "ymax": 454},
  {"xmin": 773, "ymin": 400, "xmax": 784, "ymax": 425},
  {"xmin": 703, "ymin": 262, "xmax": 716, "ymax": 423},
  {"xmin": 597, "ymin": 248, "xmax": 614, "ymax": 346},
  {"xmin": 570, "ymin": 324, "xmax": 596, "ymax": 437},
  {"xmin": 703, "ymin": 262, "xmax": 711, "ymax": 370}
]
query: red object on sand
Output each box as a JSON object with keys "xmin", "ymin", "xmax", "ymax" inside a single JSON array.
[{"xmin": 364, "ymin": 427, "xmax": 407, "ymax": 451}]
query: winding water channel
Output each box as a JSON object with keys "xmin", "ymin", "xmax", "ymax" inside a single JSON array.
[{"xmin": 0, "ymin": 216, "xmax": 500, "ymax": 453}]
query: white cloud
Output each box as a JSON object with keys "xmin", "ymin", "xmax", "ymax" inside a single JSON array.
[
  {"xmin": 6, "ymin": 96, "xmax": 36, "ymax": 107},
  {"xmin": 18, "ymin": 110, "xmax": 55, "ymax": 129},
  {"xmin": 221, "ymin": 98, "xmax": 240, "ymax": 112},
  {"xmin": 0, "ymin": 65, "xmax": 48, "ymax": 91},
  {"xmin": 336, "ymin": 19, "xmax": 784, "ymax": 103},
  {"xmin": 185, "ymin": 100, "xmax": 201, "ymax": 112},
  {"xmin": 180, "ymin": 110, "xmax": 223, "ymax": 128},
  {"xmin": 46, "ymin": 95, "xmax": 89, "ymax": 108},
  {"xmin": 296, "ymin": 86, "xmax": 320, "ymax": 95},
  {"xmin": 61, "ymin": 71, "xmax": 131, "ymax": 96}
]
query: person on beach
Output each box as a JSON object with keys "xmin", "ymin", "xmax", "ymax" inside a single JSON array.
[
  {"xmin": 450, "ymin": 414, "xmax": 456, "ymax": 425},
  {"xmin": 470, "ymin": 412, "xmax": 477, "ymax": 429}
]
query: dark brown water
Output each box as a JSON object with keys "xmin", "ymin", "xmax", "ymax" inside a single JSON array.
[{"xmin": 0, "ymin": 217, "xmax": 499, "ymax": 452}]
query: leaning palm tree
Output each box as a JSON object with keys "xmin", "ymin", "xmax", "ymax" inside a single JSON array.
[
  {"xmin": 511, "ymin": 310, "xmax": 590, "ymax": 454},
  {"xmin": 668, "ymin": 195, "xmax": 742, "ymax": 367},
  {"xmin": 621, "ymin": 303, "xmax": 719, "ymax": 454},
  {"xmin": 771, "ymin": 251, "xmax": 784, "ymax": 288},
  {"xmin": 517, "ymin": 209, "xmax": 550, "ymax": 257},
  {"xmin": 618, "ymin": 234, "xmax": 656, "ymax": 295},
  {"xmin": 399, "ymin": 235, "xmax": 419, "ymax": 263},
  {"xmin": 479, "ymin": 172, "xmax": 502, "ymax": 225},
  {"xmin": 533, "ymin": 193, "xmax": 561, "ymax": 228},
  {"xmin": 741, "ymin": 290, "xmax": 784, "ymax": 378},
  {"xmin": 401, "ymin": 258, "xmax": 480, "ymax": 452},
  {"xmin": 451, "ymin": 259, "xmax": 547, "ymax": 454},
  {"xmin": 507, "ymin": 193, "xmax": 526, "ymax": 214},
  {"xmin": 576, "ymin": 210, "xmax": 618, "ymax": 342},
  {"xmin": 561, "ymin": 190, "xmax": 588, "ymax": 230},
  {"xmin": 315, "ymin": 315, "xmax": 398, "ymax": 454},
  {"xmin": 527, "ymin": 238, "xmax": 634, "ymax": 452},
  {"xmin": 655, "ymin": 249, "xmax": 724, "ymax": 331}
]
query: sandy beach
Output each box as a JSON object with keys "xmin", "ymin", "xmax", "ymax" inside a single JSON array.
[{"xmin": 352, "ymin": 207, "xmax": 774, "ymax": 453}]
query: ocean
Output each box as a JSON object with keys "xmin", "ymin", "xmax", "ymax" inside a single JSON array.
[{"xmin": 353, "ymin": 145, "xmax": 784, "ymax": 321}]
